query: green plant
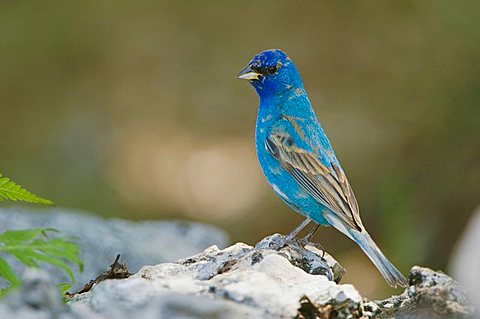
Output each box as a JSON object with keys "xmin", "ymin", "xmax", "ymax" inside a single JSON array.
[
  {"xmin": 0, "ymin": 173, "xmax": 83, "ymax": 297},
  {"xmin": 0, "ymin": 174, "xmax": 53, "ymax": 205},
  {"xmin": 0, "ymin": 228, "xmax": 83, "ymax": 297}
]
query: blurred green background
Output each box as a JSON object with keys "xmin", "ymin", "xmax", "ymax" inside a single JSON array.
[{"xmin": 1, "ymin": 1, "xmax": 479, "ymax": 297}]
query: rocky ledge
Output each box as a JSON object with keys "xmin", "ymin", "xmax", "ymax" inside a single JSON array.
[
  {"xmin": 0, "ymin": 233, "xmax": 476, "ymax": 319},
  {"xmin": 0, "ymin": 208, "xmax": 228, "ymax": 291}
]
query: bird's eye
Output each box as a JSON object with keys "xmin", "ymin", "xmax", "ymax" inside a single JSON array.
[{"xmin": 267, "ymin": 66, "xmax": 277, "ymax": 75}]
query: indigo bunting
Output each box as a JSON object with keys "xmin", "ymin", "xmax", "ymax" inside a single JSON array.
[{"xmin": 238, "ymin": 49, "xmax": 407, "ymax": 288}]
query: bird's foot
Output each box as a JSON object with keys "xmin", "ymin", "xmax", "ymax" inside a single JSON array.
[
  {"xmin": 267, "ymin": 218, "xmax": 313, "ymax": 250},
  {"xmin": 269, "ymin": 222, "xmax": 325, "ymax": 256},
  {"xmin": 296, "ymin": 237, "xmax": 325, "ymax": 257},
  {"xmin": 270, "ymin": 236, "xmax": 295, "ymax": 251},
  {"xmin": 270, "ymin": 234, "xmax": 325, "ymax": 258},
  {"xmin": 265, "ymin": 234, "xmax": 303, "ymax": 251},
  {"xmin": 295, "ymin": 223, "xmax": 325, "ymax": 257}
]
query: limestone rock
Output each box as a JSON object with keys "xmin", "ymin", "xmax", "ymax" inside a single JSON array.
[
  {"xmin": 0, "ymin": 228, "xmax": 475, "ymax": 318},
  {"xmin": 72, "ymin": 233, "xmax": 359, "ymax": 318},
  {"xmin": 0, "ymin": 208, "xmax": 228, "ymax": 290},
  {"xmin": 450, "ymin": 207, "xmax": 480, "ymax": 306},
  {"xmin": 364, "ymin": 266, "xmax": 476, "ymax": 319}
]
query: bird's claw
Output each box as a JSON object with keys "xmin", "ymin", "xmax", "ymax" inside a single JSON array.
[
  {"xmin": 273, "ymin": 235, "xmax": 326, "ymax": 258},
  {"xmin": 297, "ymin": 238, "xmax": 326, "ymax": 257}
]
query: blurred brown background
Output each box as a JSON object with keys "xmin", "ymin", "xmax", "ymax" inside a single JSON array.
[{"xmin": 1, "ymin": 1, "xmax": 479, "ymax": 297}]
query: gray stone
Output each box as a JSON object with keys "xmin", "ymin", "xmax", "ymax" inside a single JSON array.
[
  {"xmin": 0, "ymin": 269, "xmax": 260, "ymax": 319},
  {"xmin": 364, "ymin": 266, "xmax": 476, "ymax": 319},
  {"xmin": 450, "ymin": 207, "xmax": 480, "ymax": 307},
  {"xmin": 0, "ymin": 268, "xmax": 76, "ymax": 319},
  {"xmin": 0, "ymin": 228, "xmax": 475, "ymax": 319},
  {"xmin": 70, "ymin": 234, "xmax": 360, "ymax": 318},
  {"xmin": 0, "ymin": 208, "xmax": 228, "ymax": 290},
  {"xmin": 3, "ymin": 268, "xmax": 66, "ymax": 314}
]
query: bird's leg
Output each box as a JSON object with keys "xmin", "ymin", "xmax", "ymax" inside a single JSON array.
[
  {"xmin": 298, "ymin": 223, "xmax": 325, "ymax": 255},
  {"xmin": 302, "ymin": 223, "xmax": 321, "ymax": 243},
  {"xmin": 270, "ymin": 218, "xmax": 312, "ymax": 251},
  {"xmin": 284, "ymin": 218, "xmax": 312, "ymax": 242}
]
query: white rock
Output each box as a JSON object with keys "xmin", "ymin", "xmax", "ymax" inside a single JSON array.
[
  {"xmin": 450, "ymin": 206, "xmax": 480, "ymax": 306},
  {"xmin": 0, "ymin": 208, "xmax": 228, "ymax": 290},
  {"xmin": 74, "ymin": 234, "xmax": 361, "ymax": 318},
  {"xmin": 1, "ymin": 233, "xmax": 474, "ymax": 318}
]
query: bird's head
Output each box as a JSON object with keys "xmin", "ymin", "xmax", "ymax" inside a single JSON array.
[{"xmin": 237, "ymin": 49, "xmax": 303, "ymax": 97}]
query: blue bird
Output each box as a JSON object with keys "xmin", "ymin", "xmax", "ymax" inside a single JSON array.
[{"xmin": 238, "ymin": 49, "xmax": 407, "ymax": 288}]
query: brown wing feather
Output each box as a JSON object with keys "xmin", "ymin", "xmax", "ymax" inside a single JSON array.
[
  {"xmin": 330, "ymin": 163, "xmax": 363, "ymax": 230},
  {"xmin": 266, "ymin": 133, "xmax": 364, "ymax": 231}
]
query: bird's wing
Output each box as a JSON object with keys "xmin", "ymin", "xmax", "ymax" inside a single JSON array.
[{"xmin": 265, "ymin": 132, "xmax": 364, "ymax": 231}]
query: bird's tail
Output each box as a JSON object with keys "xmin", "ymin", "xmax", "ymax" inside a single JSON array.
[
  {"xmin": 350, "ymin": 230, "xmax": 408, "ymax": 288},
  {"xmin": 323, "ymin": 213, "xmax": 408, "ymax": 288}
]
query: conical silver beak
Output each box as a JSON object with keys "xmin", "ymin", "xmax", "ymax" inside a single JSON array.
[{"xmin": 237, "ymin": 65, "xmax": 261, "ymax": 80}]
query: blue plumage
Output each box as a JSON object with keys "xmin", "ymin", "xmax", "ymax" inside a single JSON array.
[{"xmin": 238, "ymin": 49, "xmax": 407, "ymax": 288}]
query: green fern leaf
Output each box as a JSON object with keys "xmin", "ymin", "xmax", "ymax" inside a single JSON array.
[
  {"xmin": 0, "ymin": 174, "xmax": 54, "ymax": 205},
  {"xmin": 0, "ymin": 256, "xmax": 21, "ymax": 288},
  {"xmin": 0, "ymin": 228, "xmax": 83, "ymax": 297},
  {"xmin": 57, "ymin": 282, "xmax": 72, "ymax": 297}
]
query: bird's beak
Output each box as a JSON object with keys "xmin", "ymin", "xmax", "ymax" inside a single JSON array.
[{"xmin": 237, "ymin": 65, "xmax": 261, "ymax": 81}]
